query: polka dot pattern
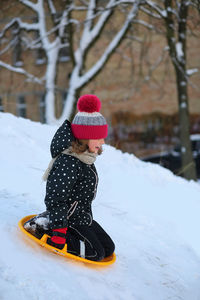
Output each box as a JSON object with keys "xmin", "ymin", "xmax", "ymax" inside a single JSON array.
[
  {"xmin": 50, "ymin": 120, "xmax": 75, "ymax": 158},
  {"xmin": 44, "ymin": 120, "xmax": 99, "ymax": 229}
]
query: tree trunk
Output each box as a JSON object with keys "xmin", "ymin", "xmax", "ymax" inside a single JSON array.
[
  {"xmin": 175, "ymin": 67, "xmax": 197, "ymax": 180},
  {"xmin": 176, "ymin": 1, "xmax": 197, "ymax": 180},
  {"xmin": 44, "ymin": 42, "xmax": 59, "ymax": 124},
  {"xmin": 68, "ymin": 87, "xmax": 82, "ymax": 122},
  {"xmin": 164, "ymin": 0, "xmax": 197, "ymax": 180}
]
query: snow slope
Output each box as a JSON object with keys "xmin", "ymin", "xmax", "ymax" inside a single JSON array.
[{"xmin": 1, "ymin": 112, "xmax": 200, "ymax": 300}]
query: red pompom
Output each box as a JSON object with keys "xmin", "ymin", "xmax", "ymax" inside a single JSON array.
[{"xmin": 77, "ymin": 94, "xmax": 101, "ymax": 113}]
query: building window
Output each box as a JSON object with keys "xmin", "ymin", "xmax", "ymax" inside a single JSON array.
[
  {"xmin": 58, "ymin": 18, "xmax": 70, "ymax": 62},
  {"xmin": 59, "ymin": 40, "xmax": 70, "ymax": 62},
  {"xmin": 34, "ymin": 18, "xmax": 47, "ymax": 65},
  {"xmin": 17, "ymin": 95, "xmax": 26, "ymax": 118},
  {"xmin": 39, "ymin": 93, "xmax": 46, "ymax": 123},
  {"xmin": 0, "ymin": 97, "xmax": 4, "ymax": 112},
  {"xmin": 35, "ymin": 47, "xmax": 46, "ymax": 65},
  {"xmin": 62, "ymin": 90, "xmax": 67, "ymax": 109},
  {"xmin": 58, "ymin": 15, "xmax": 70, "ymax": 62},
  {"xmin": 12, "ymin": 23, "xmax": 23, "ymax": 67}
]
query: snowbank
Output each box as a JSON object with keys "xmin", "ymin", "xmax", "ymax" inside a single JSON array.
[{"xmin": 1, "ymin": 112, "xmax": 200, "ymax": 300}]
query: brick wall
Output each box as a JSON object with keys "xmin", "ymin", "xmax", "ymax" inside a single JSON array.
[{"xmin": 0, "ymin": 2, "xmax": 200, "ymax": 157}]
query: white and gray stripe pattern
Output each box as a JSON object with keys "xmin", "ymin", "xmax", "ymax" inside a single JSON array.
[{"xmin": 72, "ymin": 112, "xmax": 107, "ymax": 126}]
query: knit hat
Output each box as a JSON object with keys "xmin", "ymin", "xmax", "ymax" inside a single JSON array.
[{"xmin": 71, "ymin": 94, "xmax": 108, "ymax": 139}]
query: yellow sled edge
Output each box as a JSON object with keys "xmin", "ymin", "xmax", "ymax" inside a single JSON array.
[{"xmin": 18, "ymin": 215, "xmax": 116, "ymax": 266}]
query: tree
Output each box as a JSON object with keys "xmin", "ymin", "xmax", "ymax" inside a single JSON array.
[
  {"xmin": 0, "ymin": 0, "xmax": 142, "ymax": 124},
  {"xmin": 140, "ymin": 0, "xmax": 199, "ymax": 180}
]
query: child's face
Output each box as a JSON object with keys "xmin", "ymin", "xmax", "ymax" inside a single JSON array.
[{"xmin": 88, "ymin": 139, "xmax": 105, "ymax": 153}]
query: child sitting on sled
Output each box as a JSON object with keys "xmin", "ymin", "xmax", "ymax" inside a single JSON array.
[{"xmin": 41, "ymin": 94, "xmax": 115, "ymax": 261}]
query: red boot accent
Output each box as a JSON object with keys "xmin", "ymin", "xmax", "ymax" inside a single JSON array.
[{"xmin": 50, "ymin": 227, "xmax": 67, "ymax": 245}]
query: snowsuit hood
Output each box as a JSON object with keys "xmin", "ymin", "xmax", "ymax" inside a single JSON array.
[
  {"xmin": 50, "ymin": 120, "xmax": 75, "ymax": 158},
  {"xmin": 42, "ymin": 119, "xmax": 99, "ymax": 229}
]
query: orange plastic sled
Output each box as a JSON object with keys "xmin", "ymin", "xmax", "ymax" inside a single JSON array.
[{"xmin": 18, "ymin": 215, "xmax": 116, "ymax": 266}]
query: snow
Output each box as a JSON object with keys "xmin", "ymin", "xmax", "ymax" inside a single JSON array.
[
  {"xmin": 190, "ymin": 134, "xmax": 200, "ymax": 141},
  {"xmin": 161, "ymin": 9, "xmax": 167, "ymax": 17},
  {"xmin": 0, "ymin": 60, "xmax": 43, "ymax": 84},
  {"xmin": 186, "ymin": 68, "xmax": 199, "ymax": 76},
  {"xmin": 0, "ymin": 0, "xmax": 141, "ymax": 125},
  {"xmin": 1, "ymin": 112, "xmax": 200, "ymax": 300},
  {"xmin": 181, "ymin": 146, "xmax": 186, "ymax": 153},
  {"xmin": 176, "ymin": 42, "xmax": 184, "ymax": 61},
  {"xmin": 61, "ymin": 0, "xmax": 140, "ymax": 123},
  {"xmin": 180, "ymin": 81, "xmax": 186, "ymax": 86},
  {"xmin": 78, "ymin": 0, "xmax": 140, "ymax": 89},
  {"xmin": 180, "ymin": 102, "xmax": 187, "ymax": 108}
]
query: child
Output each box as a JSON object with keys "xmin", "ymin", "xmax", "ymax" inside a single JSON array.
[{"xmin": 43, "ymin": 94, "xmax": 115, "ymax": 261}]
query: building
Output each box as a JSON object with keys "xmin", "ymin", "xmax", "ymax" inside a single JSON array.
[{"xmin": 0, "ymin": 1, "xmax": 200, "ymax": 157}]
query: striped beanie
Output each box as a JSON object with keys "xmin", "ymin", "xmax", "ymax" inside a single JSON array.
[{"xmin": 71, "ymin": 94, "xmax": 108, "ymax": 139}]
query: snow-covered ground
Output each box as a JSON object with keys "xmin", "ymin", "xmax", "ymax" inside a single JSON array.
[{"xmin": 1, "ymin": 112, "xmax": 200, "ymax": 300}]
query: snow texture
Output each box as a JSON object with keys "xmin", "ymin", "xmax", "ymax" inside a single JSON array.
[
  {"xmin": 176, "ymin": 42, "xmax": 184, "ymax": 61},
  {"xmin": 61, "ymin": 0, "xmax": 140, "ymax": 123},
  {"xmin": 0, "ymin": 0, "xmax": 141, "ymax": 125},
  {"xmin": 1, "ymin": 112, "xmax": 200, "ymax": 300},
  {"xmin": 186, "ymin": 68, "xmax": 199, "ymax": 76},
  {"xmin": 180, "ymin": 102, "xmax": 187, "ymax": 108}
]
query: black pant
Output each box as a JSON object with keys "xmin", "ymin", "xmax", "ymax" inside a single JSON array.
[{"xmin": 66, "ymin": 220, "xmax": 115, "ymax": 261}]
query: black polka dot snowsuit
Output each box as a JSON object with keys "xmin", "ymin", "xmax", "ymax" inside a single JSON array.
[
  {"xmin": 43, "ymin": 120, "xmax": 115, "ymax": 260},
  {"xmin": 44, "ymin": 120, "xmax": 98, "ymax": 229}
]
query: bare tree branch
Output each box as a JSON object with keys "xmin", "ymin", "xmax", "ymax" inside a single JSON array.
[
  {"xmin": 0, "ymin": 17, "xmax": 39, "ymax": 40},
  {"xmin": 132, "ymin": 19, "xmax": 159, "ymax": 31},
  {"xmin": 145, "ymin": 0, "xmax": 167, "ymax": 17},
  {"xmin": 78, "ymin": 1, "xmax": 141, "ymax": 87},
  {"xmin": 0, "ymin": 38, "xmax": 17, "ymax": 56},
  {"xmin": 0, "ymin": 0, "xmax": 143, "ymax": 125},
  {"xmin": 0, "ymin": 60, "xmax": 44, "ymax": 84},
  {"xmin": 47, "ymin": 0, "xmax": 56, "ymax": 15},
  {"xmin": 143, "ymin": 46, "xmax": 169, "ymax": 82},
  {"xmin": 139, "ymin": 6, "xmax": 161, "ymax": 18},
  {"xmin": 78, "ymin": 0, "xmax": 115, "ymax": 56},
  {"xmin": 19, "ymin": 0, "xmax": 38, "ymax": 11}
]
